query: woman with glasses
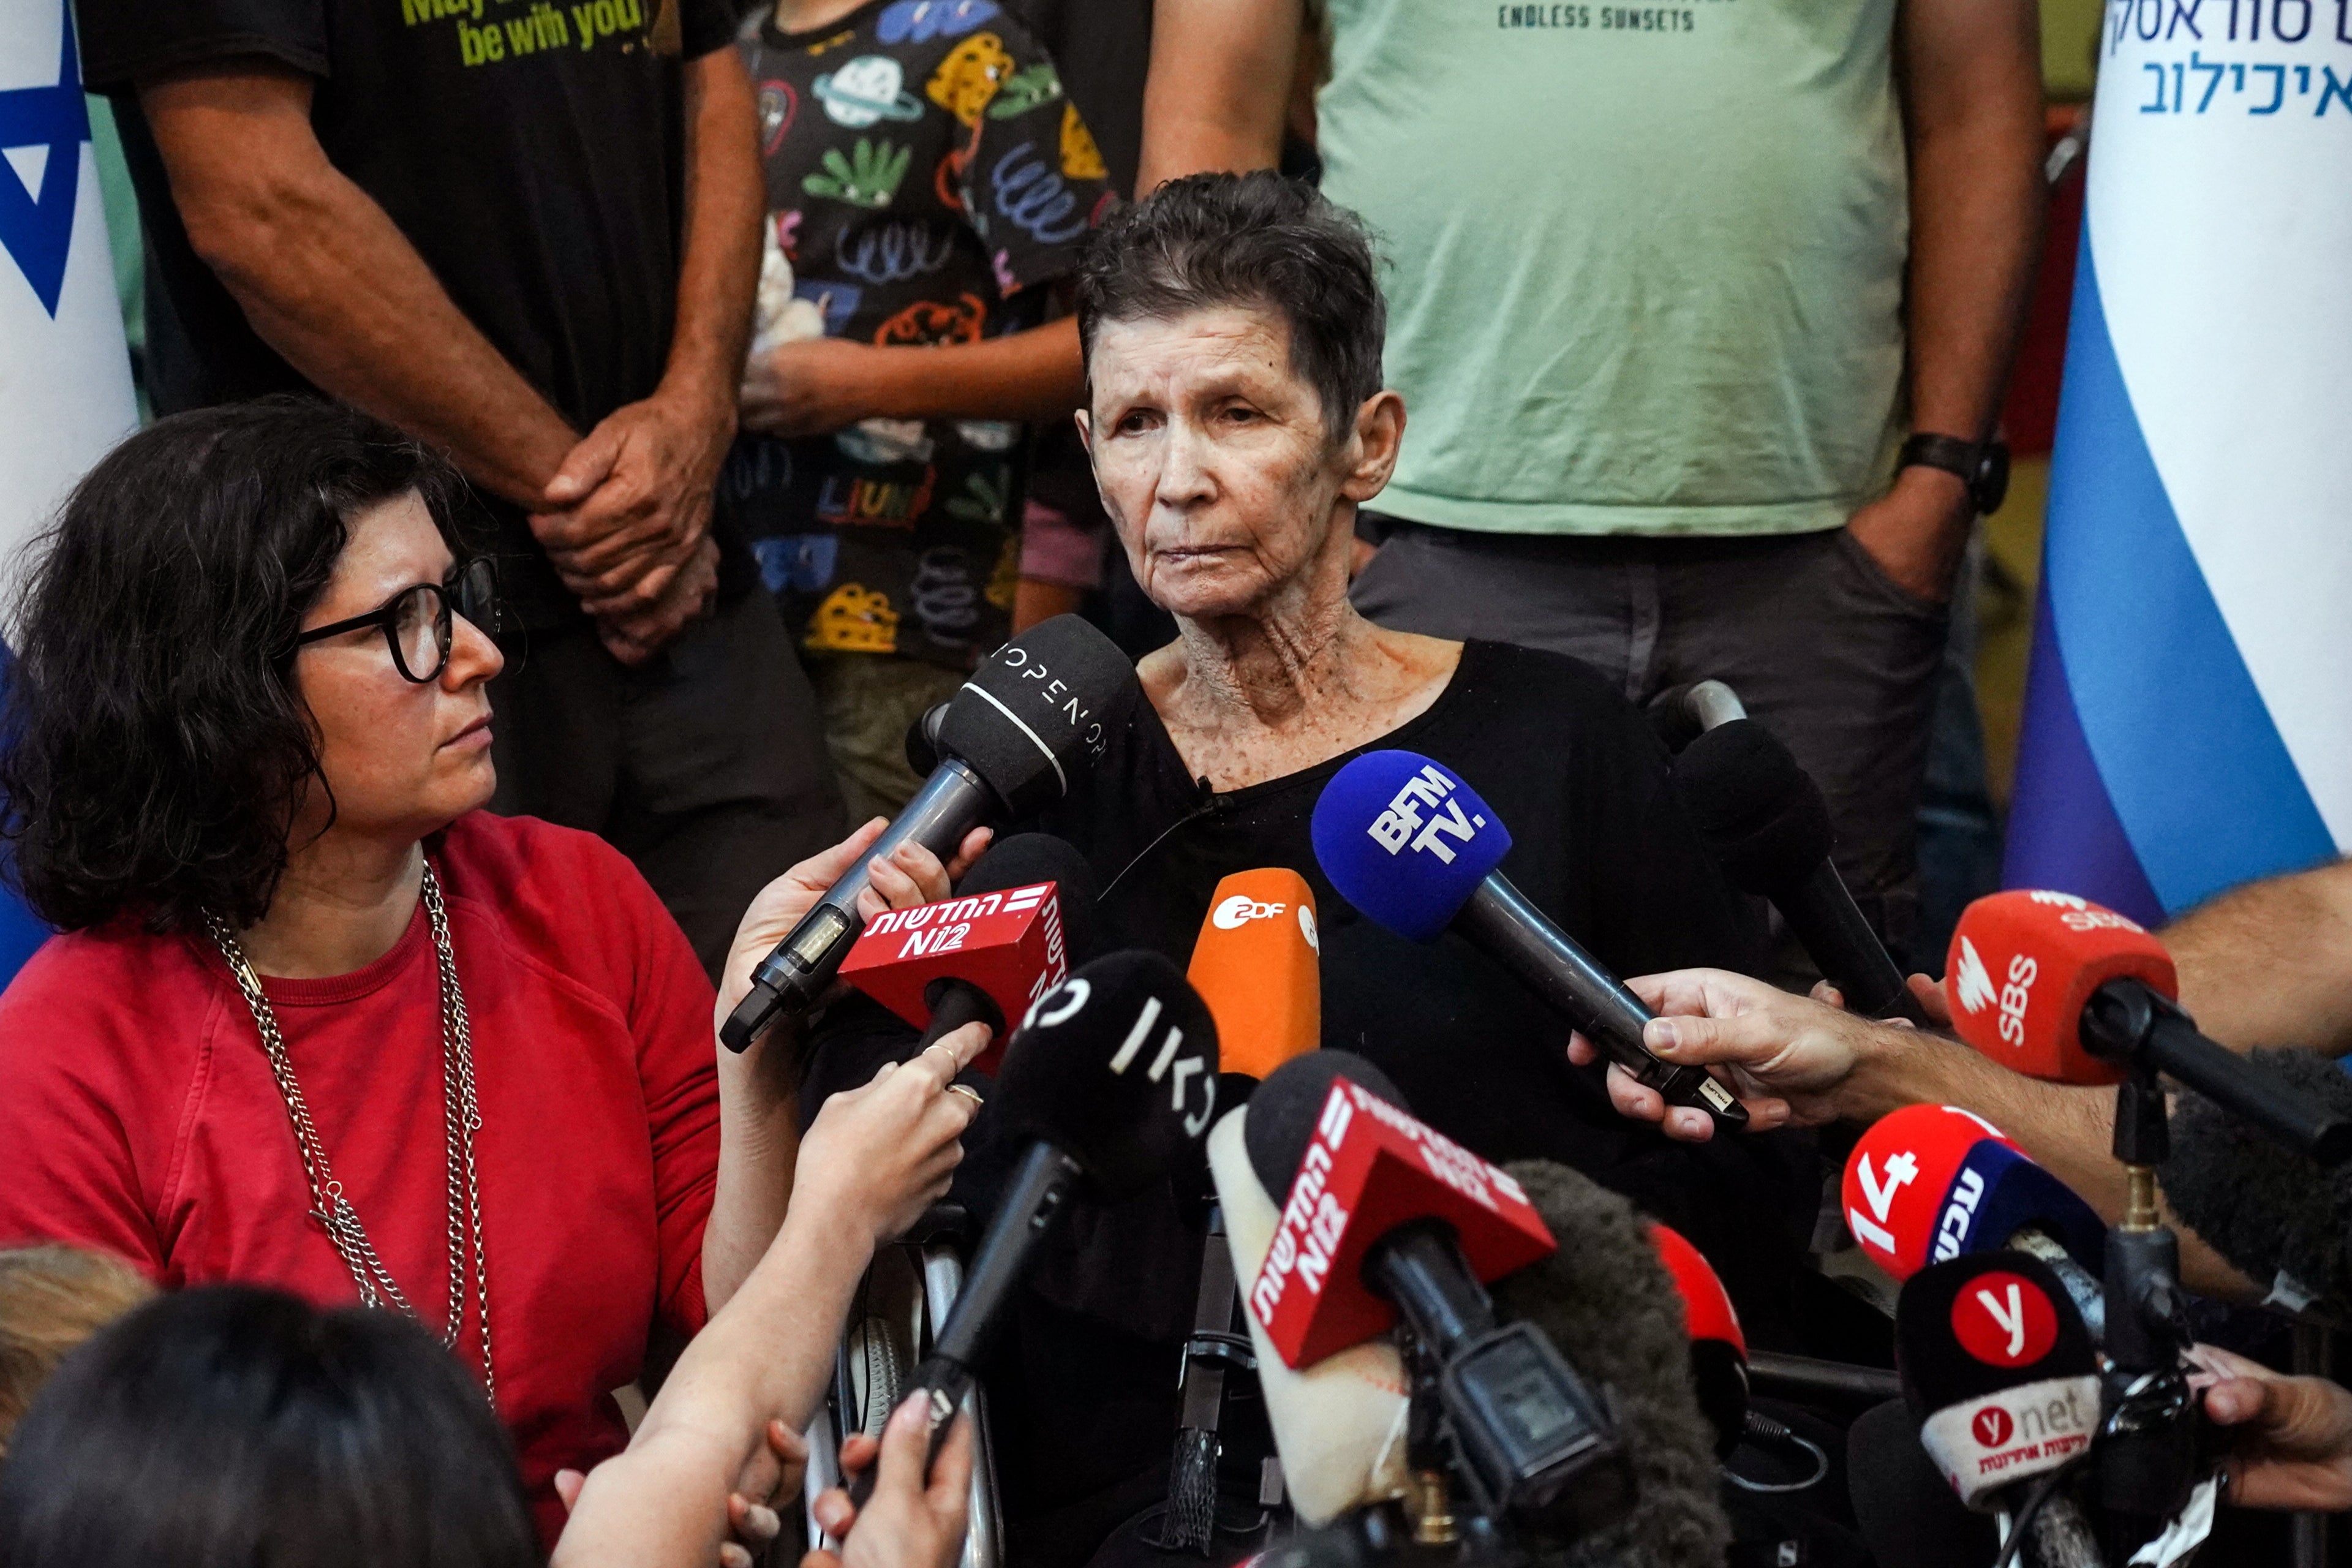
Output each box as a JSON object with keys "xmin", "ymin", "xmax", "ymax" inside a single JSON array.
[{"xmin": 0, "ymin": 398, "xmax": 992, "ymax": 1546}]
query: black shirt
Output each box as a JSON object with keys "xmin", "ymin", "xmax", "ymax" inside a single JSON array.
[
  {"xmin": 77, "ymin": 0, "xmax": 744, "ymax": 624},
  {"xmin": 892, "ymin": 640, "xmax": 1810, "ymax": 1564}
]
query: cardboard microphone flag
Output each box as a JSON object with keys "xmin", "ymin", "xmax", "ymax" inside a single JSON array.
[
  {"xmin": 2004, "ymin": 11, "xmax": 2352, "ymax": 922},
  {"xmin": 1, "ymin": 0, "xmax": 140, "ymax": 987}
]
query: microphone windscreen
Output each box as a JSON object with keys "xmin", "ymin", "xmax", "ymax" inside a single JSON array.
[
  {"xmin": 993, "ymin": 950, "xmax": 1221, "ymax": 1199},
  {"xmin": 1491, "ymin": 1160, "xmax": 1733, "ymax": 1568},
  {"xmin": 1242, "ymin": 1050, "xmax": 1406, "ymax": 1201},
  {"xmin": 1897, "ymin": 1254, "xmax": 2098, "ymax": 1508},
  {"xmin": 1188, "ymin": 869, "xmax": 1322, "ymax": 1086},
  {"xmin": 1209, "ymin": 1107, "xmax": 1411, "ymax": 1526},
  {"xmin": 934, "ymin": 615, "xmax": 1136, "ymax": 817},
  {"xmin": 1310, "ymin": 751, "xmax": 1512, "ymax": 943},
  {"xmin": 1842, "ymin": 1105, "xmax": 2105, "ymax": 1283},
  {"xmin": 1846, "ymin": 1398, "xmax": 2001, "ymax": 1568},
  {"xmin": 952, "ymin": 832, "xmax": 1104, "ymax": 963},
  {"xmin": 1944, "ymin": 890, "xmax": 2174, "ymax": 1086},
  {"xmin": 1670, "ymin": 718, "xmax": 1833, "ymax": 895},
  {"xmin": 2162, "ymin": 1046, "xmax": 2352, "ymax": 1306}
]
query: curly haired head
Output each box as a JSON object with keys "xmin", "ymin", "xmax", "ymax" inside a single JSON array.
[
  {"xmin": 1076, "ymin": 171, "xmax": 1387, "ymax": 442},
  {"xmin": 0, "ymin": 396, "xmax": 464, "ymax": 935}
]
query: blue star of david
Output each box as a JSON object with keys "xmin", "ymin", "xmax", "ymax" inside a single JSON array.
[{"xmin": 0, "ymin": 1, "xmax": 92, "ymax": 318}]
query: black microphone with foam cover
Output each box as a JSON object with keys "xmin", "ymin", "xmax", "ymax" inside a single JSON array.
[
  {"xmin": 1672, "ymin": 718, "xmax": 1928, "ymax": 1025},
  {"xmin": 1490, "ymin": 1160, "xmax": 1734, "ymax": 1568},
  {"xmin": 2161, "ymin": 1045, "xmax": 2352, "ymax": 1311},
  {"xmin": 849, "ymin": 949, "xmax": 1221, "ymax": 1504},
  {"xmin": 722, "ymin": 616, "xmax": 1134, "ymax": 1052},
  {"xmin": 1898, "ymin": 1254, "xmax": 2102, "ymax": 1567}
]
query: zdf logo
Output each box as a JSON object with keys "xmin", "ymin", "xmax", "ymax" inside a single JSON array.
[{"xmin": 1213, "ymin": 894, "xmax": 1288, "ymax": 930}]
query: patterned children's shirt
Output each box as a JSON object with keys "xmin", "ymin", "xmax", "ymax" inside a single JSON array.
[{"xmin": 729, "ymin": 0, "xmax": 1113, "ymax": 668}]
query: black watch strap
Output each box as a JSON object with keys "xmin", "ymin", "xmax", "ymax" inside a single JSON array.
[{"xmin": 1900, "ymin": 432, "xmax": 2010, "ymax": 516}]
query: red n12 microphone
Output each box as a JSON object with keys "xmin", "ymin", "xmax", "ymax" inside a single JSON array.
[
  {"xmin": 1947, "ymin": 891, "xmax": 2352, "ymax": 1162},
  {"xmin": 1842, "ymin": 1105, "xmax": 2106, "ymax": 1335},
  {"xmin": 1188, "ymin": 868, "xmax": 1322, "ymax": 1088},
  {"xmin": 1246, "ymin": 1068, "xmax": 1556, "ymax": 1370}
]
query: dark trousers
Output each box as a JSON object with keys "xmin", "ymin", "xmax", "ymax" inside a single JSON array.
[
  {"xmin": 1351, "ymin": 521, "xmax": 1949, "ymax": 963},
  {"xmin": 489, "ymin": 589, "xmax": 845, "ymax": 978}
]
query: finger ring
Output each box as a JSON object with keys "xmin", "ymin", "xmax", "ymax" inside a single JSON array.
[{"xmin": 947, "ymin": 1085, "xmax": 984, "ymax": 1108}]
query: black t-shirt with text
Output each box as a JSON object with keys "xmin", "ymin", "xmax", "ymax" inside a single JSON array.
[
  {"xmin": 725, "ymin": 0, "xmax": 1111, "ymax": 669},
  {"xmin": 77, "ymin": 0, "xmax": 743, "ymax": 623}
]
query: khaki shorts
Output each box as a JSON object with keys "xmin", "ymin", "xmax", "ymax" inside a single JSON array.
[{"xmin": 805, "ymin": 653, "xmax": 970, "ymax": 826}]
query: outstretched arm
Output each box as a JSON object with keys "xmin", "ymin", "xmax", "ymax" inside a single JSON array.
[{"xmin": 1134, "ymin": 0, "xmax": 1300, "ymax": 192}]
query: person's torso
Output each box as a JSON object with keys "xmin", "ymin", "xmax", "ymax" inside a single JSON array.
[
  {"xmin": 1317, "ymin": 0, "xmax": 1909, "ymax": 536},
  {"xmin": 725, "ymin": 0, "xmax": 1114, "ymax": 668}
]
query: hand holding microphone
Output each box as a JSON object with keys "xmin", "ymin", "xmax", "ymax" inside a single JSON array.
[
  {"xmin": 807, "ymin": 1393, "xmax": 975, "ymax": 1568},
  {"xmin": 792, "ymin": 1020, "xmax": 990, "ymax": 1245}
]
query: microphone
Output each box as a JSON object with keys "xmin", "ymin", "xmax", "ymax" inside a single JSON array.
[
  {"xmin": 2160, "ymin": 1046, "xmax": 2352, "ymax": 1311},
  {"xmin": 1310, "ymin": 750, "xmax": 1745, "ymax": 1132},
  {"xmin": 1645, "ymin": 679, "xmax": 1747, "ymax": 755},
  {"xmin": 1245, "ymin": 1052, "xmax": 1632, "ymax": 1535},
  {"xmin": 837, "ymin": 833, "xmax": 1100, "ymax": 1076},
  {"xmin": 1841, "ymin": 1104, "xmax": 2107, "ymax": 1337},
  {"xmin": 1648, "ymin": 1221, "xmax": 1749, "ymax": 1458},
  {"xmin": 1672, "ymin": 717, "xmax": 1927, "ymax": 1024},
  {"xmin": 1945, "ymin": 889, "xmax": 2352, "ymax": 1163},
  {"xmin": 850, "ymin": 949, "xmax": 1220, "ymax": 1502},
  {"xmin": 1898, "ymin": 1253, "xmax": 2102, "ymax": 1566},
  {"xmin": 1155, "ymin": 868, "xmax": 1327, "ymax": 1551},
  {"xmin": 722, "ymin": 615, "xmax": 1136, "ymax": 1052}
]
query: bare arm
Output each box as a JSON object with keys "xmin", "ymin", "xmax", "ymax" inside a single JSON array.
[
  {"xmin": 1135, "ymin": 0, "xmax": 1300, "ymax": 192},
  {"xmin": 2165, "ymin": 861, "xmax": 2352, "ymax": 1056},
  {"xmin": 740, "ymin": 317, "xmax": 1085, "ymax": 439},
  {"xmin": 140, "ymin": 61, "xmax": 578, "ymax": 508},
  {"xmin": 1845, "ymin": 0, "xmax": 2045, "ymax": 602}
]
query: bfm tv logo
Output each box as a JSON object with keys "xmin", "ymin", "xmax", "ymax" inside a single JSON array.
[{"xmin": 1365, "ymin": 764, "xmax": 1488, "ymax": 865}]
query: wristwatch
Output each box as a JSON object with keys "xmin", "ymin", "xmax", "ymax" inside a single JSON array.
[{"xmin": 1900, "ymin": 432, "xmax": 2011, "ymax": 516}]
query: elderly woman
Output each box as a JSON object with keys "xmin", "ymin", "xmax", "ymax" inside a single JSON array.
[
  {"xmin": 0, "ymin": 398, "xmax": 988, "ymax": 1545},
  {"xmin": 949, "ymin": 173, "xmax": 1805, "ymax": 1561}
]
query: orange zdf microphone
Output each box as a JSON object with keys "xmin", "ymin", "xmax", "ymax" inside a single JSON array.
[
  {"xmin": 1244, "ymin": 1054, "xmax": 1631, "ymax": 1533},
  {"xmin": 1946, "ymin": 890, "xmax": 2352, "ymax": 1163},
  {"xmin": 1189, "ymin": 869, "xmax": 1322, "ymax": 1090},
  {"xmin": 1842, "ymin": 1105, "xmax": 2107, "ymax": 1336},
  {"xmin": 837, "ymin": 834, "xmax": 1096, "ymax": 1076}
]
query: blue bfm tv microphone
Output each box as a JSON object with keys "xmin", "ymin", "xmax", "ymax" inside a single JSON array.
[{"xmin": 1311, "ymin": 751, "xmax": 1744, "ymax": 1132}]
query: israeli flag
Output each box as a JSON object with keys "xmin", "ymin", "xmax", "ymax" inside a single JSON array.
[
  {"xmin": 2004, "ymin": 4, "xmax": 2352, "ymax": 925},
  {"xmin": 1, "ymin": 0, "xmax": 139, "ymax": 980}
]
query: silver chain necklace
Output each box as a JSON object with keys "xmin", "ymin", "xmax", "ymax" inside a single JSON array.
[{"xmin": 203, "ymin": 862, "xmax": 494, "ymax": 1406}]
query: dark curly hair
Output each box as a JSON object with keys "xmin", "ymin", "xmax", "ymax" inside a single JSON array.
[
  {"xmin": 1076, "ymin": 170, "xmax": 1387, "ymax": 442},
  {"xmin": 0, "ymin": 396, "xmax": 465, "ymax": 935}
]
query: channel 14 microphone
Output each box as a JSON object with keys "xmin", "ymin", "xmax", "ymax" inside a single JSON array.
[
  {"xmin": 1945, "ymin": 889, "xmax": 2352, "ymax": 1163},
  {"xmin": 2163, "ymin": 1046, "xmax": 2352, "ymax": 1311},
  {"xmin": 849, "ymin": 949, "xmax": 1219, "ymax": 1503},
  {"xmin": 1672, "ymin": 717, "xmax": 1928, "ymax": 1025},
  {"xmin": 1898, "ymin": 1254, "xmax": 2103, "ymax": 1568},
  {"xmin": 1209, "ymin": 1093, "xmax": 1412, "ymax": 1526},
  {"xmin": 838, "ymin": 834, "xmax": 1100, "ymax": 1076},
  {"xmin": 1842, "ymin": 1104, "xmax": 2108, "ymax": 1336},
  {"xmin": 1155, "ymin": 868, "xmax": 1326, "ymax": 1551},
  {"xmin": 722, "ymin": 616, "xmax": 1135, "ymax": 1052},
  {"xmin": 1310, "ymin": 750, "xmax": 1745, "ymax": 1131},
  {"xmin": 1245, "ymin": 1053, "xmax": 1632, "ymax": 1534}
]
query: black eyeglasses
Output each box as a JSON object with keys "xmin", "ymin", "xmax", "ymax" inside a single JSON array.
[{"xmin": 292, "ymin": 558, "xmax": 502, "ymax": 684}]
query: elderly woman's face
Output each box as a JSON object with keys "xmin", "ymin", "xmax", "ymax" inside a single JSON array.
[
  {"xmin": 290, "ymin": 493, "xmax": 502, "ymax": 843},
  {"xmin": 1083, "ymin": 306, "xmax": 1368, "ymax": 622}
]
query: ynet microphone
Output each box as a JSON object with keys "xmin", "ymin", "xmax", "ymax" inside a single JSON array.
[
  {"xmin": 1156, "ymin": 868, "xmax": 1326, "ymax": 1550},
  {"xmin": 722, "ymin": 615, "xmax": 1134, "ymax": 1052},
  {"xmin": 838, "ymin": 833, "xmax": 1100, "ymax": 1076},
  {"xmin": 1946, "ymin": 889, "xmax": 2352, "ymax": 1163},
  {"xmin": 1310, "ymin": 750, "xmax": 1745, "ymax": 1132},
  {"xmin": 1842, "ymin": 1104, "xmax": 2107, "ymax": 1337},
  {"xmin": 1898, "ymin": 1254, "xmax": 2102, "ymax": 1567},
  {"xmin": 1672, "ymin": 717, "xmax": 1928, "ymax": 1025},
  {"xmin": 1245, "ymin": 1052, "xmax": 1632, "ymax": 1535},
  {"xmin": 849, "ymin": 949, "xmax": 1220, "ymax": 1503}
]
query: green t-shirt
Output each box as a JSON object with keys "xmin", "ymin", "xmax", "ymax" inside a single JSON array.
[{"xmin": 1318, "ymin": 0, "xmax": 1907, "ymax": 537}]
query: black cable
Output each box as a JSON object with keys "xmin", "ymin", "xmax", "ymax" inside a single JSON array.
[{"xmin": 1989, "ymin": 1463, "xmax": 2071, "ymax": 1568}]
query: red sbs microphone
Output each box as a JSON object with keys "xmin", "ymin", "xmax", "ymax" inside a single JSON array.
[
  {"xmin": 1947, "ymin": 891, "xmax": 2352, "ymax": 1162},
  {"xmin": 1842, "ymin": 1105, "xmax": 2106, "ymax": 1333}
]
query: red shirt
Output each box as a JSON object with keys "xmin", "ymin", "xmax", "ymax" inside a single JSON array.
[{"xmin": 0, "ymin": 813, "xmax": 720, "ymax": 1545}]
